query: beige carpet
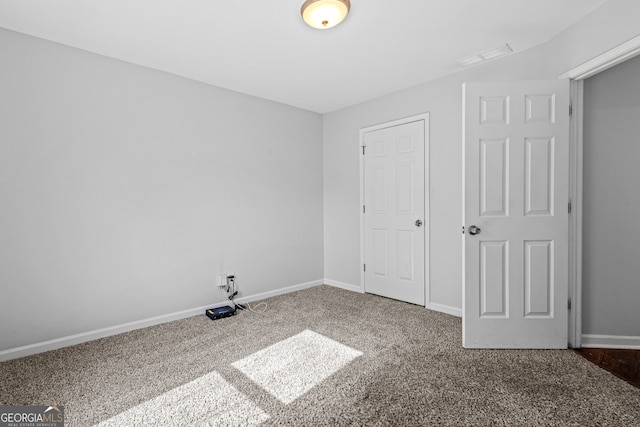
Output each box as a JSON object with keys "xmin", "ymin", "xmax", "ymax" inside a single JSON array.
[{"xmin": 1, "ymin": 285, "xmax": 639, "ymax": 426}]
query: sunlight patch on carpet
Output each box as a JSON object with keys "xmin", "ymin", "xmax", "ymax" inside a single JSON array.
[
  {"xmin": 93, "ymin": 371, "xmax": 268, "ymax": 427},
  {"xmin": 231, "ymin": 329, "xmax": 362, "ymax": 404}
]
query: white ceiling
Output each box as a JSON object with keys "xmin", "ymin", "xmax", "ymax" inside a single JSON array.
[{"xmin": 0, "ymin": 0, "xmax": 608, "ymax": 113}]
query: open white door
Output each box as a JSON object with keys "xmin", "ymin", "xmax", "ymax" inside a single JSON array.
[
  {"xmin": 463, "ymin": 80, "xmax": 570, "ymax": 348},
  {"xmin": 363, "ymin": 118, "xmax": 426, "ymax": 306}
]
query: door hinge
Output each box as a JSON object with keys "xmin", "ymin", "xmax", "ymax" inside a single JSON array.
[
  {"xmin": 462, "ymin": 225, "xmax": 465, "ymax": 234},
  {"xmin": 363, "ymin": 205, "xmax": 366, "ymax": 214},
  {"xmin": 568, "ymin": 199, "xmax": 572, "ymax": 214},
  {"xmin": 363, "ymin": 264, "xmax": 366, "ymax": 272},
  {"xmin": 569, "ymin": 103, "xmax": 573, "ymax": 117},
  {"xmin": 568, "ymin": 298, "xmax": 572, "ymax": 310},
  {"xmin": 362, "ymin": 146, "xmax": 366, "ymax": 155}
]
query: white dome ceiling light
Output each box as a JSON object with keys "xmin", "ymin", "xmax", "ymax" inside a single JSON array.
[{"xmin": 301, "ymin": 0, "xmax": 351, "ymax": 30}]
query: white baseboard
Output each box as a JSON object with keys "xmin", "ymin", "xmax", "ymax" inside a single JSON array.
[
  {"xmin": 235, "ymin": 279, "xmax": 324, "ymax": 303},
  {"xmin": 427, "ymin": 302, "xmax": 462, "ymax": 318},
  {"xmin": 324, "ymin": 280, "xmax": 461, "ymax": 318},
  {"xmin": 324, "ymin": 279, "xmax": 364, "ymax": 293},
  {"xmin": 0, "ymin": 305, "xmax": 215, "ymax": 362},
  {"xmin": 0, "ymin": 279, "xmax": 324, "ymax": 362},
  {"xmin": 581, "ymin": 334, "xmax": 640, "ymax": 350}
]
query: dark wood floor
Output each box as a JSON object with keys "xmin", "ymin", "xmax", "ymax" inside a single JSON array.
[{"xmin": 576, "ymin": 348, "xmax": 640, "ymax": 388}]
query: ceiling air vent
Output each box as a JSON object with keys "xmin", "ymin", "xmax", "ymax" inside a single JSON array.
[{"xmin": 458, "ymin": 44, "xmax": 513, "ymax": 67}]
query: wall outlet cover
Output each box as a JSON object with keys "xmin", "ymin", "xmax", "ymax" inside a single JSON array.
[{"xmin": 217, "ymin": 274, "xmax": 227, "ymax": 287}]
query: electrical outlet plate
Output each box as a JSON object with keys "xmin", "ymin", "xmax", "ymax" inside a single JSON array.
[
  {"xmin": 227, "ymin": 273, "xmax": 235, "ymax": 290},
  {"xmin": 217, "ymin": 274, "xmax": 227, "ymax": 288}
]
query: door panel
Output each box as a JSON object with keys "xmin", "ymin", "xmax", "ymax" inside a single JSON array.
[
  {"xmin": 463, "ymin": 80, "xmax": 569, "ymax": 348},
  {"xmin": 525, "ymin": 137, "xmax": 554, "ymax": 215},
  {"xmin": 397, "ymin": 230, "xmax": 415, "ymax": 281},
  {"xmin": 524, "ymin": 240, "xmax": 553, "ymax": 317},
  {"xmin": 480, "ymin": 240, "xmax": 508, "ymax": 317},
  {"xmin": 480, "ymin": 138, "xmax": 509, "ymax": 216},
  {"xmin": 364, "ymin": 120, "xmax": 425, "ymax": 305}
]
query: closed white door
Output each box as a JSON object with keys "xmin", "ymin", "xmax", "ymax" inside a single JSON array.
[
  {"xmin": 463, "ymin": 80, "xmax": 570, "ymax": 348},
  {"xmin": 363, "ymin": 119, "xmax": 426, "ymax": 305}
]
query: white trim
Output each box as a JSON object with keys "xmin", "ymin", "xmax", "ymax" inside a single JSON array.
[
  {"xmin": 324, "ymin": 279, "xmax": 459, "ymax": 317},
  {"xmin": 0, "ymin": 307, "xmax": 214, "ymax": 362},
  {"xmin": 427, "ymin": 302, "xmax": 462, "ymax": 318},
  {"xmin": 360, "ymin": 114, "xmax": 429, "ymax": 134},
  {"xmin": 359, "ymin": 113, "xmax": 431, "ymax": 307},
  {"xmin": 0, "ymin": 279, "xmax": 324, "ymax": 362},
  {"xmin": 559, "ymin": 34, "xmax": 640, "ymax": 81},
  {"xmin": 568, "ymin": 80, "xmax": 584, "ymax": 348},
  {"xmin": 236, "ymin": 279, "xmax": 324, "ymax": 302},
  {"xmin": 581, "ymin": 334, "xmax": 640, "ymax": 350},
  {"xmin": 565, "ymin": 37, "xmax": 640, "ymax": 348},
  {"xmin": 461, "ymin": 83, "xmax": 467, "ymax": 338},
  {"xmin": 359, "ymin": 128, "xmax": 366, "ymax": 301},
  {"xmin": 324, "ymin": 279, "xmax": 364, "ymax": 293}
]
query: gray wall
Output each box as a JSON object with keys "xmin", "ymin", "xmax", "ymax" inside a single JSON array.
[
  {"xmin": 323, "ymin": 47, "xmax": 550, "ymax": 311},
  {"xmin": 323, "ymin": 0, "xmax": 640, "ymax": 313},
  {"xmin": 582, "ymin": 53, "xmax": 640, "ymax": 337},
  {"xmin": 0, "ymin": 29, "xmax": 324, "ymax": 351},
  {"xmin": 2, "ymin": 0, "xmax": 639, "ymax": 353}
]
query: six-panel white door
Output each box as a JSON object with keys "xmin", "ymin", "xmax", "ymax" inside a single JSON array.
[
  {"xmin": 463, "ymin": 80, "xmax": 570, "ymax": 348},
  {"xmin": 363, "ymin": 120, "xmax": 425, "ymax": 306}
]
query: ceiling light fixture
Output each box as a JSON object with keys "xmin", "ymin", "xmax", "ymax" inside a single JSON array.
[
  {"xmin": 458, "ymin": 44, "xmax": 513, "ymax": 67},
  {"xmin": 301, "ymin": 0, "xmax": 351, "ymax": 30}
]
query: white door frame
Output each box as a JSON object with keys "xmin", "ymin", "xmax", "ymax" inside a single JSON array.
[
  {"xmin": 359, "ymin": 113, "xmax": 430, "ymax": 306},
  {"xmin": 563, "ymin": 35, "xmax": 640, "ymax": 348}
]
